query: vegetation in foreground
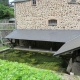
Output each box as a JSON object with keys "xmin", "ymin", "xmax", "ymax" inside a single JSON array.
[
  {"xmin": 0, "ymin": 46, "xmax": 8, "ymax": 50},
  {"xmin": 0, "ymin": 49, "xmax": 66, "ymax": 72},
  {"xmin": 0, "ymin": 59, "xmax": 63, "ymax": 80}
]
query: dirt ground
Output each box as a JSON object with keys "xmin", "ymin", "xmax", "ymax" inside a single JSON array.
[{"xmin": 62, "ymin": 73, "xmax": 80, "ymax": 80}]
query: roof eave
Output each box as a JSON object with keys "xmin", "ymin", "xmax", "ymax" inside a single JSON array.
[{"xmin": 54, "ymin": 47, "xmax": 80, "ymax": 56}]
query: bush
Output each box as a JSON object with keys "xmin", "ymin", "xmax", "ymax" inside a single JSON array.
[
  {"xmin": 0, "ymin": 4, "xmax": 14, "ymax": 19},
  {"xmin": 0, "ymin": 50, "xmax": 64, "ymax": 72},
  {"xmin": 32, "ymin": 52, "xmax": 36, "ymax": 55},
  {"xmin": 40, "ymin": 52, "xmax": 47, "ymax": 55},
  {"xmin": 0, "ymin": 59, "xmax": 63, "ymax": 80},
  {"xmin": 47, "ymin": 53, "xmax": 52, "ymax": 57},
  {"xmin": 31, "ymin": 59, "xmax": 38, "ymax": 64},
  {"xmin": 26, "ymin": 53, "xmax": 32, "ymax": 57},
  {"xmin": 18, "ymin": 58, "xmax": 25, "ymax": 63}
]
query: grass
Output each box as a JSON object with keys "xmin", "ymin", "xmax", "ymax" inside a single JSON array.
[
  {"xmin": 0, "ymin": 49, "xmax": 66, "ymax": 72},
  {"xmin": 0, "ymin": 59, "xmax": 63, "ymax": 80},
  {"xmin": 0, "ymin": 46, "xmax": 8, "ymax": 50}
]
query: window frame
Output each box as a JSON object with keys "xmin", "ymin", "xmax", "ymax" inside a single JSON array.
[
  {"xmin": 68, "ymin": 0, "xmax": 77, "ymax": 4},
  {"xmin": 48, "ymin": 19, "xmax": 57, "ymax": 26},
  {"xmin": 32, "ymin": 0, "xmax": 36, "ymax": 6}
]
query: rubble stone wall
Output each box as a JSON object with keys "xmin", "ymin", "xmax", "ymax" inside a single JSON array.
[{"xmin": 15, "ymin": 0, "xmax": 80, "ymax": 30}]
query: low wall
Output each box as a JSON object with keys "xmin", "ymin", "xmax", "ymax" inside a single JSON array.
[
  {"xmin": 0, "ymin": 23, "xmax": 15, "ymax": 30},
  {"xmin": 0, "ymin": 19, "xmax": 9, "ymax": 23},
  {"xmin": 0, "ymin": 30, "xmax": 13, "ymax": 43},
  {"xmin": 0, "ymin": 22, "xmax": 15, "ymax": 44}
]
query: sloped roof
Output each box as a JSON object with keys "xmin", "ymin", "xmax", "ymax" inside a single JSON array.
[
  {"xmin": 5, "ymin": 29, "xmax": 80, "ymax": 55},
  {"xmin": 5, "ymin": 29, "xmax": 80, "ymax": 43},
  {"xmin": 12, "ymin": 0, "xmax": 28, "ymax": 3},
  {"xmin": 54, "ymin": 35, "xmax": 80, "ymax": 55},
  {"xmin": 9, "ymin": 18, "xmax": 15, "ymax": 21}
]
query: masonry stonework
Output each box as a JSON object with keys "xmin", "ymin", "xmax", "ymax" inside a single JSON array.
[{"xmin": 15, "ymin": 0, "xmax": 80, "ymax": 30}]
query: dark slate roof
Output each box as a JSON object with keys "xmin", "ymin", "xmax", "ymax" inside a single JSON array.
[
  {"xmin": 54, "ymin": 36, "xmax": 80, "ymax": 55},
  {"xmin": 12, "ymin": 0, "xmax": 28, "ymax": 3},
  {"xmin": 5, "ymin": 29, "xmax": 80, "ymax": 55},
  {"xmin": 5, "ymin": 29, "xmax": 80, "ymax": 43},
  {"xmin": 9, "ymin": 18, "xmax": 15, "ymax": 21}
]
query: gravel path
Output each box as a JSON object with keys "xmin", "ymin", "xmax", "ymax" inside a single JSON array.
[{"xmin": 62, "ymin": 73, "xmax": 80, "ymax": 80}]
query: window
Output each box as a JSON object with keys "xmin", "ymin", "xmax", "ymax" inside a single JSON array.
[
  {"xmin": 68, "ymin": 0, "xmax": 76, "ymax": 4},
  {"xmin": 71, "ymin": 0, "xmax": 76, "ymax": 2},
  {"xmin": 32, "ymin": 0, "xmax": 36, "ymax": 5},
  {"xmin": 48, "ymin": 19, "xmax": 57, "ymax": 26}
]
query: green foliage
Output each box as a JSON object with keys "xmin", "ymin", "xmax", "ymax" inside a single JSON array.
[
  {"xmin": 47, "ymin": 53, "xmax": 52, "ymax": 57},
  {"xmin": 0, "ymin": 0, "xmax": 9, "ymax": 6},
  {"xmin": 40, "ymin": 52, "xmax": 47, "ymax": 55},
  {"xmin": 0, "ymin": 46, "xmax": 8, "ymax": 50},
  {"xmin": 0, "ymin": 50, "xmax": 64, "ymax": 72},
  {"xmin": 31, "ymin": 58, "xmax": 38, "ymax": 64},
  {"xmin": 0, "ymin": 4, "xmax": 14, "ymax": 19},
  {"xmin": 0, "ymin": 59, "xmax": 63, "ymax": 80},
  {"xmin": 26, "ymin": 52, "xmax": 33, "ymax": 57}
]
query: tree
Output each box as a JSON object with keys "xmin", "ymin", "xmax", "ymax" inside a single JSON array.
[
  {"xmin": 0, "ymin": 4, "xmax": 14, "ymax": 19},
  {"xmin": 0, "ymin": 0, "xmax": 9, "ymax": 6}
]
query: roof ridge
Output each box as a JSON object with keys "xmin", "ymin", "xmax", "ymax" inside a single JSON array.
[{"xmin": 66, "ymin": 34, "xmax": 80, "ymax": 43}]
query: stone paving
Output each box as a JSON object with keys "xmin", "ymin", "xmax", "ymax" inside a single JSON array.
[{"xmin": 62, "ymin": 73, "xmax": 80, "ymax": 80}]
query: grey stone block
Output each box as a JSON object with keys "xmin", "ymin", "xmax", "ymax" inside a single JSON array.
[{"xmin": 66, "ymin": 58, "xmax": 72, "ymax": 73}]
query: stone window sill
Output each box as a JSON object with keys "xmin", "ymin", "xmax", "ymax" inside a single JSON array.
[
  {"xmin": 32, "ymin": 4, "xmax": 36, "ymax": 6},
  {"xmin": 48, "ymin": 24, "xmax": 57, "ymax": 26}
]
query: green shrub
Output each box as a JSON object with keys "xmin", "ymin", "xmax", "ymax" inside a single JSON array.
[
  {"xmin": 0, "ymin": 50, "xmax": 64, "ymax": 72},
  {"xmin": 0, "ymin": 4, "xmax": 14, "ymax": 19},
  {"xmin": 0, "ymin": 46, "xmax": 8, "ymax": 50},
  {"xmin": 31, "ymin": 59, "xmax": 38, "ymax": 64},
  {"xmin": 14, "ymin": 50, "xmax": 20, "ymax": 54},
  {"xmin": 40, "ymin": 52, "xmax": 47, "ymax": 55},
  {"xmin": 0, "ymin": 59, "xmax": 63, "ymax": 80},
  {"xmin": 32, "ymin": 52, "xmax": 36, "ymax": 55},
  {"xmin": 47, "ymin": 53, "xmax": 52, "ymax": 57},
  {"xmin": 26, "ymin": 53, "xmax": 32, "ymax": 57},
  {"xmin": 18, "ymin": 58, "xmax": 25, "ymax": 63}
]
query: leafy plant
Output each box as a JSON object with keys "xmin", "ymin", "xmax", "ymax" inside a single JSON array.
[
  {"xmin": 0, "ymin": 4, "xmax": 14, "ymax": 19},
  {"xmin": 40, "ymin": 52, "xmax": 47, "ymax": 55},
  {"xmin": 47, "ymin": 53, "xmax": 52, "ymax": 57},
  {"xmin": 0, "ymin": 46, "xmax": 8, "ymax": 50},
  {"xmin": 0, "ymin": 0, "xmax": 9, "ymax": 6},
  {"xmin": 0, "ymin": 59, "xmax": 63, "ymax": 80},
  {"xmin": 25, "ymin": 53, "xmax": 32, "ymax": 58},
  {"xmin": 31, "ymin": 58, "xmax": 38, "ymax": 64},
  {"xmin": 0, "ymin": 50, "xmax": 64, "ymax": 72}
]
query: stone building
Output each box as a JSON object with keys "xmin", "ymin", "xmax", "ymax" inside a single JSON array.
[
  {"xmin": 6, "ymin": 0, "xmax": 80, "ymax": 55},
  {"xmin": 5, "ymin": 0, "xmax": 80, "ymax": 75},
  {"xmin": 14, "ymin": 0, "xmax": 80, "ymax": 30}
]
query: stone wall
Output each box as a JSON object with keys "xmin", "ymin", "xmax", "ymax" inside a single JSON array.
[
  {"xmin": 15, "ymin": 0, "xmax": 80, "ymax": 30},
  {"xmin": 0, "ymin": 23, "xmax": 15, "ymax": 30},
  {"xmin": 0, "ymin": 30, "xmax": 13, "ymax": 43},
  {"xmin": 0, "ymin": 19, "xmax": 9, "ymax": 23}
]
